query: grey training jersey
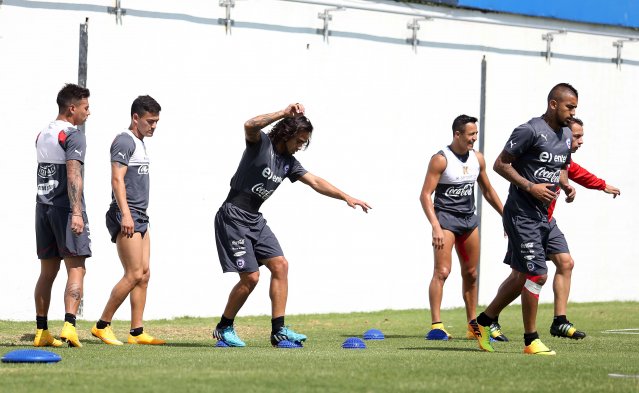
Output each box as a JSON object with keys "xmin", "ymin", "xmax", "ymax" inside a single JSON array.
[
  {"xmin": 433, "ymin": 146, "xmax": 480, "ymax": 215},
  {"xmin": 503, "ymin": 117, "xmax": 571, "ymax": 218},
  {"xmin": 228, "ymin": 131, "xmax": 307, "ymax": 211},
  {"xmin": 35, "ymin": 120, "xmax": 87, "ymax": 209},
  {"xmin": 110, "ymin": 129, "xmax": 150, "ymax": 212}
]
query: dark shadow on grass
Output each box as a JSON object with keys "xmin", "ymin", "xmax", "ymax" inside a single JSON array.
[
  {"xmin": 164, "ymin": 342, "xmax": 217, "ymax": 348},
  {"xmin": 399, "ymin": 346, "xmax": 479, "ymax": 352}
]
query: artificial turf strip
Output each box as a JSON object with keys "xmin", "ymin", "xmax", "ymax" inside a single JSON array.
[{"xmin": 0, "ymin": 301, "xmax": 638, "ymax": 393}]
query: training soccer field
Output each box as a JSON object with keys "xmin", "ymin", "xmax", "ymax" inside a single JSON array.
[{"xmin": 1, "ymin": 302, "xmax": 637, "ymax": 393}]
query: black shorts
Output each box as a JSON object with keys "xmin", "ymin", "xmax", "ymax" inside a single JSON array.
[
  {"xmin": 214, "ymin": 203, "xmax": 283, "ymax": 273},
  {"xmin": 105, "ymin": 207, "xmax": 149, "ymax": 243},
  {"xmin": 35, "ymin": 204, "xmax": 92, "ymax": 259},
  {"xmin": 502, "ymin": 208, "xmax": 551, "ymax": 275},
  {"xmin": 435, "ymin": 210, "xmax": 479, "ymax": 236}
]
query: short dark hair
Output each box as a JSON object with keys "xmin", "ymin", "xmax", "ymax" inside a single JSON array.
[
  {"xmin": 131, "ymin": 95, "xmax": 161, "ymax": 117},
  {"xmin": 547, "ymin": 83, "xmax": 578, "ymax": 103},
  {"xmin": 452, "ymin": 114, "xmax": 478, "ymax": 134},
  {"xmin": 570, "ymin": 117, "xmax": 584, "ymax": 126},
  {"xmin": 268, "ymin": 116, "xmax": 313, "ymax": 150},
  {"xmin": 57, "ymin": 83, "xmax": 90, "ymax": 114}
]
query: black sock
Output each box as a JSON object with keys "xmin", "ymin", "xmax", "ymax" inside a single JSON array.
[
  {"xmin": 431, "ymin": 321, "xmax": 442, "ymax": 325},
  {"xmin": 494, "ymin": 315, "xmax": 500, "ymax": 324},
  {"xmin": 216, "ymin": 315, "xmax": 234, "ymax": 330},
  {"xmin": 96, "ymin": 320, "xmax": 110, "ymax": 329},
  {"xmin": 65, "ymin": 313, "xmax": 76, "ymax": 327},
  {"xmin": 36, "ymin": 315, "xmax": 48, "ymax": 330},
  {"xmin": 477, "ymin": 312, "xmax": 494, "ymax": 327},
  {"xmin": 271, "ymin": 316, "xmax": 285, "ymax": 334},
  {"xmin": 130, "ymin": 327, "xmax": 143, "ymax": 336},
  {"xmin": 553, "ymin": 315, "xmax": 569, "ymax": 325},
  {"xmin": 524, "ymin": 331, "xmax": 539, "ymax": 346}
]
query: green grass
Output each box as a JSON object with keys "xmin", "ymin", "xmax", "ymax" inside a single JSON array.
[{"xmin": 1, "ymin": 302, "xmax": 638, "ymax": 393}]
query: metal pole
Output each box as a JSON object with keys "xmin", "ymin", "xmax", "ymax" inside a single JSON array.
[
  {"xmin": 77, "ymin": 17, "xmax": 89, "ymax": 317},
  {"xmin": 78, "ymin": 18, "xmax": 89, "ymax": 88},
  {"xmin": 477, "ymin": 55, "xmax": 487, "ymax": 284}
]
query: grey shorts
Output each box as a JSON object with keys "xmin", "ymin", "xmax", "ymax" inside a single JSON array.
[
  {"xmin": 503, "ymin": 217, "xmax": 570, "ymax": 268},
  {"xmin": 436, "ymin": 210, "xmax": 479, "ymax": 236},
  {"xmin": 35, "ymin": 204, "xmax": 92, "ymax": 259},
  {"xmin": 214, "ymin": 203, "xmax": 283, "ymax": 273},
  {"xmin": 502, "ymin": 208, "xmax": 551, "ymax": 275},
  {"xmin": 105, "ymin": 207, "xmax": 149, "ymax": 243}
]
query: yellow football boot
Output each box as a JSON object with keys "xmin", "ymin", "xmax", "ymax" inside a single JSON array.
[
  {"xmin": 524, "ymin": 339, "xmax": 556, "ymax": 355},
  {"xmin": 34, "ymin": 328, "xmax": 63, "ymax": 347},
  {"xmin": 128, "ymin": 332, "xmax": 166, "ymax": 345},
  {"xmin": 60, "ymin": 322, "xmax": 82, "ymax": 348},
  {"xmin": 91, "ymin": 324, "xmax": 123, "ymax": 345}
]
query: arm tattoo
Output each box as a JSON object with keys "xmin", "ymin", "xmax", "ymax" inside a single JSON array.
[
  {"xmin": 67, "ymin": 160, "xmax": 84, "ymax": 213},
  {"xmin": 245, "ymin": 111, "xmax": 283, "ymax": 131}
]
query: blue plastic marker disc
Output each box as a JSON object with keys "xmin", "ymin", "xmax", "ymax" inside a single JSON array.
[{"xmin": 2, "ymin": 349, "xmax": 61, "ymax": 363}]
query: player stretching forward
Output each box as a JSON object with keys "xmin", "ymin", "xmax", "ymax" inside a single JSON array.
[
  {"xmin": 34, "ymin": 83, "xmax": 91, "ymax": 348},
  {"xmin": 474, "ymin": 83, "xmax": 577, "ymax": 355},
  {"xmin": 213, "ymin": 103, "xmax": 370, "ymax": 347},
  {"xmin": 92, "ymin": 96, "xmax": 165, "ymax": 345},
  {"xmin": 420, "ymin": 115, "xmax": 503, "ymax": 340},
  {"xmin": 489, "ymin": 117, "xmax": 620, "ymax": 341}
]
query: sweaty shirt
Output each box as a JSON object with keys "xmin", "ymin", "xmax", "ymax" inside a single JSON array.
[
  {"xmin": 110, "ymin": 129, "xmax": 150, "ymax": 213},
  {"xmin": 227, "ymin": 131, "xmax": 307, "ymax": 212},
  {"xmin": 433, "ymin": 146, "xmax": 480, "ymax": 215},
  {"xmin": 35, "ymin": 120, "xmax": 86, "ymax": 209},
  {"xmin": 503, "ymin": 117, "xmax": 572, "ymax": 219}
]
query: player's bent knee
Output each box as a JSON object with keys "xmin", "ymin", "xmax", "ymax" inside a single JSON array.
[
  {"xmin": 523, "ymin": 274, "xmax": 547, "ymax": 299},
  {"xmin": 240, "ymin": 271, "xmax": 260, "ymax": 288}
]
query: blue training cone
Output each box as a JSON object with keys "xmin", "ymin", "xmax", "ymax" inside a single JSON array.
[
  {"xmin": 342, "ymin": 337, "xmax": 367, "ymax": 349},
  {"xmin": 277, "ymin": 340, "xmax": 303, "ymax": 348},
  {"xmin": 426, "ymin": 329, "xmax": 450, "ymax": 340},
  {"xmin": 363, "ymin": 329, "xmax": 385, "ymax": 340}
]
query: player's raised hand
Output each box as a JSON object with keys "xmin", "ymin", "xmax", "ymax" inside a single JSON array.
[{"xmin": 283, "ymin": 103, "xmax": 305, "ymax": 118}]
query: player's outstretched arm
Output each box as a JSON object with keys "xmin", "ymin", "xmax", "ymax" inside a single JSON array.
[
  {"xmin": 475, "ymin": 151, "xmax": 503, "ymax": 216},
  {"xmin": 244, "ymin": 103, "xmax": 305, "ymax": 143},
  {"xmin": 419, "ymin": 154, "xmax": 446, "ymax": 249},
  {"xmin": 66, "ymin": 159, "xmax": 84, "ymax": 236},
  {"xmin": 603, "ymin": 184, "xmax": 621, "ymax": 198},
  {"xmin": 298, "ymin": 172, "xmax": 371, "ymax": 213},
  {"xmin": 493, "ymin": 149, "xmax": 557, "ymax": 204}
]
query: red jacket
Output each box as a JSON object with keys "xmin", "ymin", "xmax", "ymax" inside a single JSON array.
[{"xmin": 548, "ymin": 160, "xmax": 606, "ymax": 220}]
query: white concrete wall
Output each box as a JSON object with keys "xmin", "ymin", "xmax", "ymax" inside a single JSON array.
[{"xmin": 1, "ymin": 0, "xmax": 637, "ymax": 322}]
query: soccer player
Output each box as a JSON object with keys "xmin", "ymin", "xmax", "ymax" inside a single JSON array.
[
  {"xmin": 91, "ymin": 96, "xmax": 165, "ymax": 346},
  {"xmin": 473, "ymin": 83, "xmax": 578, "ymax": 355},
  {"xmin": 419, "ymin": 115, "xmax": 503, "ymax": 340},
  {"xmin": 489, "ymin": 117, "xmax": 621, "ymax": 341},
  {"xmin": 212, "ymin": 103, "xmax": 371, "ymax": 347},
  {"xmin": 34, "ymin": 83, "xmax": 91, "ymax": 348}
]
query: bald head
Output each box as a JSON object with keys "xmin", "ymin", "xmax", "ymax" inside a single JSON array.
[{"xmin": 547, "ymin": 83, "xmax": 578, "ymax": 104}]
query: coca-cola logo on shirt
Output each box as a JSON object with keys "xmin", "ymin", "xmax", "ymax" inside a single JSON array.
[
  {"xmin": 533, "ymin": 167, "xmax": 560, "ymax": 183},
  {"xmin": 444, "ymin": 183, "xmax": 473, "ymax": 197}
]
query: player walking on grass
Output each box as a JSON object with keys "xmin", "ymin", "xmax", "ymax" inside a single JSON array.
[
  {"xmin": 474, "ymin": 83, "xmax": 578, "ymax": 355},
  {"xmin": 489, "ymin": 117, "xmax": 621, "ymax": 341},
  {"xmin": 91, "ymin": 96, "xmax": 165, "ymax": 346},
  {"xmin": 419, "ymin": 115, "xmax": 503, "ymax": 341},
  {"xmin": 213, "ymin": 103, "xmax": 371, "ymax": 347},
  {"xmin": 34, "ymin": 83, "xmax": 91, "ymax": 348}
]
